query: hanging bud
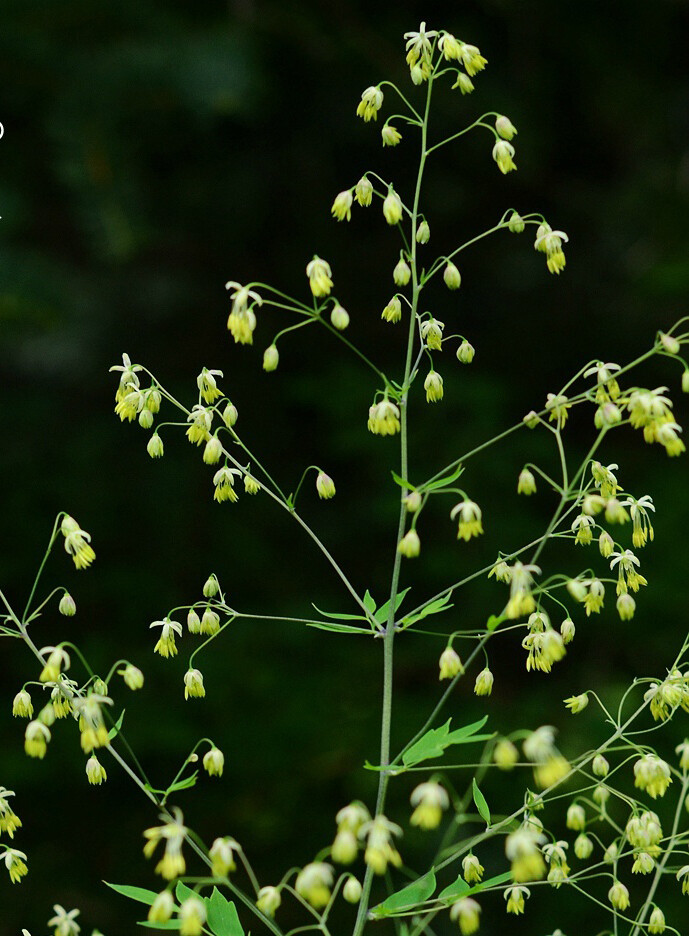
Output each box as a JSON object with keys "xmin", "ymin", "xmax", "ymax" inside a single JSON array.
[
  {"xmin": 330, "ymin": 304, "xmax": 350, "ymax": 330},
  {"xmin": 12, "ymin": 690, "xmax": 33, "ymax": 718},
  {"xmin": 424, "ymin": 371, "xmax": 444, "ymax": 403},
  {"xmin": 393, "ymin": 258, "xmax": 411, "ymax": 286},
  {"xmin": 343, "ymin": 876, "xmax": 362, "ymax": 904},
  {"xmin": 403, "ymin": 491, "xmax": 422, "ymax": 513},
  {"xmin": 508, "ymin": 211, "xmax": 525, "ymax": 233},
  {"xmin": 263, "ymin": 345, "xmax": 279, "ymax": 372},
  {"xmin": 331, "ymin": 190, "xmax": 353, "ymax": 222},
  {"xmin": 381, "ymin": 125, "xmax": 402, "ymax": 147},
  {"xmin": 474, "ymin": 668, "xmax": 494, "ymax": 696},
  {"xmin": 148, "ymin": 891, "xmax": 175, "ymax": 924},
  {"xmin": 147, "ymin": 433, "xmax": 164, "ymax": 458},
  {"xmin": 416, "ymin": 220, "xmax": 430, "ymax": 244},
  {"xmin": 398, "ymin": 529, "xmax": 421, "ymax": 558},
  {"xmin": 439, "ymin": 646, "xmax": 463, "ymax": 680},
  {"xmin": 203, "ymin": 574, "xmax": 219, "ymax": 598},
  {"xmin": 517, "ymin": 468, "xmax": 537, "ymax": 495},
  {"xmin": 120, "ymin": 664, "xmax": 144, "ymax": 690},
  {"xmin": 86, "ymin": 755, "xmax": 108, "ymax": 785},
  {"xmin": 222, "ymin": 402, "xmax": 238, "ymax": 428},
  {"xmin": 382, "ymin": 297, "xmax": 402, "ymax": 323},
  {"xmin": 256, "ymin": 886, "xmax": 282, "ymax": 918},
  {"xmin": 659, "ymin": 332, "xmax": 680, "ymax": 354},
  {"xmin": 492, "ymin": 140, "xmax": 517, "ymax": 174},
  {"xmin": 443, "ymin": 261, "xmax": 461, "ymax": 290},
  {"xmin": 316, "ymin": 472, "xmax": 336, "ymax": 500},
  {"xmin": 456, "ymin": 340, "xmax": 475, "ymax": 364},
  {"xmin": 383, "ymin": 189, "xmax": 404, "ymax": 225},
  {"xmin": 59, "ymin": 593, "xmax": 76, "ymax": 616},
  {"xmin": 452, "ymin": 73, "xmax": 475, "ymax": 95},
  {"xmin": 203, "ymin": 436, "xmax": 223, "ymax": 465},
  {"xmin": 355, "ymin": 176, "xmax": 373, "ymax": 207},
  {"xmin": 495, "ymin": 115, "xmax": 518, "ymax": 140},
  {"xmin": 203, "ymin": 746, "xmax": 224, "ymax": 778},
  {"xmin": 183, "ymin": 669, "xmax": 206, "ymax": 700}
]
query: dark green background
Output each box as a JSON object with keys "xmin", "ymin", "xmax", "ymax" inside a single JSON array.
[{"xmin": 1, "ymin": 1, "xmax": 688, "ymax": 934}]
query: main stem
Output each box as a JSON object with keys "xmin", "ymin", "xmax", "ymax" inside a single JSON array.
[{"xmin": 352, "ymin": 74, "xmax": 434, "ymax": 936}]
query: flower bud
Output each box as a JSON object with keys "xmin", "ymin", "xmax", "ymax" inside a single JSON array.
[
  {"xmin": 508, "ymin": 211, "xmax": 525, "ymax": 233},
  {"xmin": 86, "ymin": 755, "xmax": 107, "ymax": 785},
  {"xmin": 403, "ymin": 491, "xmax": 421, "ymax": 513},
  {"xmin": 330, "ymin": 304, "xmax": 350, "ymax": 330},
  {"xmin": 496, "ymin": 115, "xmax": 517, "ymax": 140},
  {"xmin": 493, "ymin": 738, "xmax": 519, "ymax": 770},
  {"xmin": 203, "ymin": 746, "xmax": 224, "ymax": 777},
  {"xmin": 617, "ymin": 593, "xmax": 636, "ymax": 620},
  {"xmin": 354, "ymin": 177, "xmax": 373, "ymax": 207},
  {"xmin": 424, "ymin": 371, "xmax": 444, "ymax": 403},
  {"xmin": 659, "ymin": 332, "xmax": 680, "ymax": 354},
  {"xmin": 222, "ymin": 402, "xmax": 238, "ymax": 428},
  {"xmin": 649, "ymin": 906, "xmax": 666, "ymax": 934},
  {"xmin": 393, "ymin": 258, "xmax": 411, "ymax": 286},
  {"xmin": 148, "ymin": 891, "xmax": 175, "ymax": 924},
  {"xmin": 443, "ymin": 261, "xmax": 461, "ymax": 290},
  {"xmin": 263, "ymin": 345, "xmax": 279, "ymax": 372},
  {"xmin": 608, "ymin": 880, "xmax": 630, "ymax": 911},
  {"xmin": 187, "ymin": 609, "xmax": 201, "ymax": 634},
  {"xmin": 139, "ymin": 408, "xmax": 154, "ymax": 429},
  {"xmin": 439, "ymin": 646, "xmax": 463, "ymax": 680},
  {"xmin": 566, "ymin": 804, "xmax": 586, "ymax": 831},
  {"xmin": 592, "ymin": 754, "xmax": 609, "ymax": 778},
  {"xmin": 416, "ymin": 220, "xmax": 430, "ymax": 244},
  {"xmin": 517, "ymin": 468, "xmax": 537, "ymax": 495},
  {"xmin": 560, "ymin": 618, "xmax": 575, "ymax": 644},
  {"xmin": 343, "ymin": 876, "xmax": 362, "ymax": 904},
  {"xmin": 682, "ymin": 369, "xmax": 689, "ymax": 393},
  {"xmin": 564, "ymin": 694, "xmax": 589, "ymax": 714},
  {"xmin": 316, "ymin": 472, "xmax": 336, "ymax": 500},
  {"xmin": 183, "ymin": 668, "xmax": 206, "ymax": 700},
  {"xmin": 398, "ymin": 529, "xmax": 420, "ymax": 558},
  {"xmin": 147, "ymin": 433, "xmax": 164, "ymax": 458},
  {"xmin": 493, "ymin": 140, "xmax": 517, "ymax": 174},
  {"xmin": 383, "ymin": 189, "xmax": 403, "ymax": 225},
  {"xmin": 382, "ymin": 296, "xmax": 402, "ymax": 323},
  {"xmin": 203, "ymin": 436, "xmax": 223, "ymax": 465},
  {"xmin": 574, "ymin": 833, "xmax": 593, "ymax": 859},
  {"xmin": 449, "ymin": 897, "xmax": 481, "ymax": 935},
  {"xmin": 59, "ymin": 592, "xmax": 76, "ymax": 616},
  {"xmin": 179, "ymin": 896, "xmax": 206, "ymax": 936},
  {"xmin": 474, "ymin": 668, "xmax": 494, "ymax": 696},
  {"xmin": 456, "ymin": 340, "xmax": 475, "ymax": 364},
  {"xmin": 452, "ymin": 73, "xmax": 474, "ymax": 95},
  {"xmin": 382, "ymin": 125, "xmax": 402, "ymax": 147},
  {"xmin": 462, "ymin": 854, "xmax": 484, "ymax": 884},
  {"xmin": 203, "ymin": 574, "xmax": 219, "ymax": 598},
  {"xmin": 523, "ymin": 410, "xmax": 539, "ymax": 428},
  {"xmin": 244, "ymin": 475, "xmax": 260, "ymax": 494},
  {"xmin": 257, "ymin": 886, "xmax": 281, "ymax": 918},
  {"xmin": 331, "ymin": 190, "xmax": 353, "ymax": 222},
  {"xmin": 12, "ymin": 690, "xmax": 33, "ymax": 718},
  {"xmin": 121, "ymin": 664, "xmax": 144, "ymax": 690}
]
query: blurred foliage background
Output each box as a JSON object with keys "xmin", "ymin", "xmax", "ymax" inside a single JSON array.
[{"xmin": 1, "ymin": 0, "xmax": 688, "ymax": 933}]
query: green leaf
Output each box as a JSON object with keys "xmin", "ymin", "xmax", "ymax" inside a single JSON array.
[
  {"xmin": 374, "ymin": 587, "xmax": 411, "ymax": 625},
  {"xmin": 175, "ymin": 881, "xmax": 197, "ymax": 904},
  {"xmin": 165, "ymin": 771, "xmax": 198, "ymax": 795},
  {"xmin": 105, "ymin": 882, "xmax": 160, "ymax": 906},
  {"xmin": 472, "ymin": 779, "xmax": 491, "ymax": 826},
  {"xmin": 421, "ymin": 464, "xmax": 464, "ymax": 493},
  {"xmin": 311, "ymin": 603, "xmax": 368, "ymax": 622},
  {"xmin": 402, "ymin": 717, "xmax": 489, "ymax": 768},
  {"xmin": 306, "ymin": 617, "xmax": 370, "ymax": 635},
  {"xmin": 363, "ymin": 590, "xmax": 377, "ymax": 613},
  {"xmin": 400, "ymin": 593, "xmax": 453, "ymax": 628},
  {"xmin": 437, "ymin": 876, "xmax": 470, "ymax": 901},
  {"xmin": 486, "ymin": 613, "xmax": 507, "ymax": 633},
  {"xmin": 391, "ymin": 470, "xmax": 417, "ymax": 491},
  {"xmin": 370, "ymin": 870, "xmax": 436, "ymax": 917},
  {"xmin": 137, "ymin": 923, "xmax": 179, "ymax": 931},
  {"xmin": 206, "ymin": 887, "xmax": 245, "ymax": 936},
  {"xmin": 107, "ymin": 710, "xmax": 125, "ymax": 741}
]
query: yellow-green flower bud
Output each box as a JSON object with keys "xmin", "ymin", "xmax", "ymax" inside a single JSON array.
[
  {"xmin": 452, "ymin": 72, "xmax": 474, "ymax": 94},
  {"xmin": 517, "ymin": 468, "xmax": 537, "ymax": 495},
  {"xmin": 203, "ymin": 746, "xmax": 224, "ymax": 777},
  {"xmin": 416, "ymin": 220, "xmax": 430, "ymax": 243},
  {"xmin": 523, "ymin": 409, "xmax": 539, "ymax": 428},
  {"xmin": 592, "ymin": 754, "xmax": 609, "ymax": 777},
  {"xmin": 659, "ymin": 332, "xmax": 680, "ymax": 354},
  {"xmin": 5, "ymin": 849, "xmax": 29, "ymax": 883},
  {"xmin": 24, "ymin": 720, "xmax": 50, "ymax": 759},
  {"xmin": 306, "ymin": 256, "xmax": 333, "ymax": 297},
  {"xmin": 682, "ymin": 369, "xmax": 689, "ymax": 393},
  {"xmin": 574, "ymin": 833, "xmax": 593, "ymax": 859},
  {"xmin": 632, "ymin": 852, "xmax": 655, "ymax": 874},
  {"xmin": 295, "ymin": 862, "xmax": 334, "ymax": 909},
  {"xmin": 443, "ymin": 261, "xmax": 461, "ymax": 290},
  {"xmin": 678, "ymin": 866, "xmax": 689, "ymax": 895},
  {"xmin": 331, "ymin": 190, "xmax": 353, "ymax": 222},
  {"xmin": 398, "ymin": 529, "xmax": 420, "ymax": 558},
  {"xmin": 201, "ymin": 607, "xmax": 220, "ymax": 634},
  {"xmin": 148, "ymin": 892, "xmax": 174, "ymax": 924},
  {"xmin": 330, "ymin": 304, "xmax": 349, "ymax": 330},
  {"xmin": 12, "ymin": 690, "xmax": 33, "ymax": 718},
  {"xmin": 456, "ymin": 340, "xmax": 475, "ymax": 364},
  {"xmin": 421, "ymin": 318, "xmax": 444, "ymax": 350},
  {"xmin": 203, "ymin": 435, "xmax": 223, "ymax": 465},
  {"xmin": 566, "ymin": 804, "xmax": 586, "ymax": 831},
  {"xmin": 495, "ymin": 115, "xmax": 517, "ymax": 140},
  {"xmin": 139, "ymin": 408, "xmax": 154, "ymax": 429},
  {"xmin": 184, "ymin": 668, "xmax": 206, "ymax": 700},
  {"xmin": 474, "ymin": 668, "xmax": 494, "ymax": 696},
  {"xmin": 187, "ymin": 609, "xmax": 201, "ymax": 634},
  {"xmin": 244, "ymin": 474, "xmax": 260, "ymax": 494},
  {"xmin": 356, "ymin": 86, "xmax": 383, "ymax": 122},
  {"xmin": 403, "ymin": 491, "xmax": 421, "ymax": 513},
  {"xmin": 203, "ymin": 574, "xmax": 219, "ymax": 598},
  {"xmin": 263, "ymin": 345, "xmax": 279, "ymax": 372},
  {"xmin": 439, "ymin": 646, "xmax": 463, "ymax": 680},
  {"xmin": 649, "ymin": 907, "xmax": 666, "ymax": 933},
  {"xmin": 354, "ymin": 176, "xmax": 373, "ymax": 207},
  {"xmin": 449, "ymin": 897, "xmax": 481, "ymax": 935},
  {"xmin": 393, "ymin": 258, "xmax": 411, "ymax": 286},
  {"xmin": 462, "ymin": 854, "xmax": 484, "ymax": 884},
  {"xmin": 383, "ymin": 189, "xmax": 403, "ymax": 225},
  {"xmin": 493, "ymin": 140, "xmax": 517, "ymax": 174},
  {"xmin": 508, "ymin": 211, "xmax": 525, "ymax": 233},
  {"xmin": 676, "ymin": 740, "xmax": 689, "ymax": 770},
  {"xmin": 410, "ymin": 781, "xmax": 449, "ymax": 830},
  {"xmin": 608, "ymin": 880, "xmax": 630, "ymax": 911},
  {"xmin": 256, "ymin": 886, "xmax": 281, "ymax": 918},
  {"xmin": 210, "ymin": 837, "xmax": 238, "ymax": 876},
  {"xmin": 382, "ymin": 297, "xmax": 402, "ymax": 322},
  {"xmin": 617, "ymin": 593, "xmax": 636, "ymax": 620},
  {"xmin": 424, "ymin": 371, "xmax": 444, "ymax": 402},
  {"xmin": 505, "ymin": 885, "xmax": 529, "ymax": 915},
  {"xmin": 147, "ymin": 433, "xmax": 164, "ymax": 458},
  {"xmin": 493, "ymin": 737, "xmax": 519, "ymax": 770},
  {"xmin": 343, "ymin": 876, "xmax": 362, "ymax": 904},
  {"xmin": 86, "ymin": 755, "xmax": 107, "ymax": 785},
  {"xmin": 599, "ymin": 530, "xmax": 614, "ymax": 558},
  {"xmin": 179, "ymin": 896, "xmax": 206, "ymax": 936},
  {"xmin": 222, "ymin": 402, "xmax": 238, "ymax": 428},
  {"xmin": 120, "ymin": 664, "xmax": 144, "ymax": 690},
  {"xmin": 560, "ymin": 618, "xmax": 575, "ymax": 644},
  {"xmin": 59, "ymin": 592, "xmax": 76, "ymax": 616},
  {"xmin": 564, "ymin": 693, "xmax": 589, "ymax": 714},
  {"xmin": 382, "ymin": 125, "xmax": 402, "ymax": 146},
  {"xmin": 331, "ymin": 829, "xmax": 357, "ymax": 864},
  {"xmin": 316, "ymin": 472, "xmax": 336, "ymax": 500}
]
